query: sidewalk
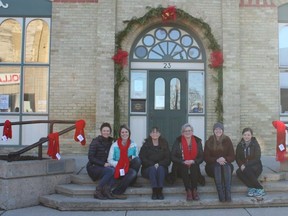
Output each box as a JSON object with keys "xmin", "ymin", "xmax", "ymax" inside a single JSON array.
[{"xmin": 1, "ymin": 206, "xmax": 288, "ymax": 216}]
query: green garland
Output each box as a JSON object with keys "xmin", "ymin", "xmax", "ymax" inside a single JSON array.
[{"xmin": 113, "ymin": 6, "xmax": 223, "ymax": 136}]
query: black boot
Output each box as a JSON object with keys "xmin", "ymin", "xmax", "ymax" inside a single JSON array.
[
  {"xmin": 214, "ymin": 165, "xmax": 225, "ymax": 202},
  {"xmin": 152, "ymin": 188, "xmax": 157, "ymax": 200},
  {"xmin": 94, "ymin": 186, "xmax": 107, "ymax": 200},
  {"xmin": 102, "ymin": 185, "xmax": 114, "ymax": 200},
  {"xmin": 157, "ymin": 188, "xmax": 164, "ymax": 200}
]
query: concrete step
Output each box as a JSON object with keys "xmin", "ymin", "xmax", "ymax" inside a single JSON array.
[
  {"xmin": 40, "ymin": 191, "xmax": 288, "ymax": 211},
  {"xmin": 53, "ymin": 179, "xmax": 288, "ymax": 197},
  {"xmin": 39, "ymin": 170, "xmax": 288, "ymax": 211}
]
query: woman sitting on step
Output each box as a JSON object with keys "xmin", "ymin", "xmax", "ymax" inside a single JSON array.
[
  {"xmin": 236, "ymin": 127, "xmax": 265, "ymax": 198},
  {"xmin": 204, "ymin": 122, "xmax": 235, "ymax": 202},
  {"xmin": 139, "ymin": 127, "xmax": 171, "ymax": 200},
  {"xmin": 108, "ymin": 124, "xmax": 142, "ymax": 199},
  {"xmin": 171, "ymin": 123, "xmax": 204, "ymax": 201},
  {"xmin": 86, "ymin": 122, "xmax": 116, "ymax": 200}
]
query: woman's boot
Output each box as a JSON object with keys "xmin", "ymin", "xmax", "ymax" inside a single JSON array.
[
  {"xmin": 157, "ymin": 188, "xmax": 164, "ymax": 200},
  {"xmin": 94, "ymin": 186, "xmax": 107, "ymax": 200},
  {"xmin": 223, "ymin": 164, "xmax": 232, "ymax": 202},
  {"xmin": 214, "ymin": 165, "xmax": 225, "ymax": 202},
  {"xmin": 102, "ymin": 185, "xmax": 115, "ymax": 199},
  {"xmin": 192, "ymin": 188, "xmax": 200, "ymax": 201},
  {"xmin": 152, "ymin": 188, "xmax": 157, "ymax": 200},
  {"xmin": 186, "ymin": 189, "xmax": 193, "ymax": 201}
]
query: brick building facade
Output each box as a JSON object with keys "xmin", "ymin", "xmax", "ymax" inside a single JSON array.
[{"xmin": 1, "ymin": 0, "xmax": 288, "ymax": 156}]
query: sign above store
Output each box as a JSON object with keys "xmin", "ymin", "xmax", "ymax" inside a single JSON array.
[{"xmin": 0, "ymin": 0, "xmax": 8, "ymax": 9}]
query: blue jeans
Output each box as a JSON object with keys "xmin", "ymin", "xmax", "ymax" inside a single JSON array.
[
  {"xmin": 86, "ymin": 165, "xmax": 115, "ymax": 188},
  {"xmin": 112, "ymin": 157, "xmax": 141, "ymax": 195},
  {"xmin": 142, "ymin": 165, "xmax": 167, "ymax": 188}
]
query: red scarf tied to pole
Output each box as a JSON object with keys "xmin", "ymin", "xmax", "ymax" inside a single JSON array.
[
  {"xmin": 3, "ymin": 120, "xmax": 12, "ymax": 139},
  {"xmin": 181, "ymin": 135, "xmax": 198, "ymax": 162},
  {"xmin": 272, "ymin": 120, "xmax": 287, "ymax": 162},
  {"xmin": 47, "ymin": 132, "xmax": 60, "ymax": 160},
  {"xmin": 74, "ymin": 120, "xmax": 86, "ymax": 145},
  {"xmin": 114, "ymin": 138, "xmax": 131, "ymax": 179}
]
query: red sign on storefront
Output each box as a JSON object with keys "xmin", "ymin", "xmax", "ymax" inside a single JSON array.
[{"xmin": 0, "ymin": 73, "xmax": 20, "ymax": 85}]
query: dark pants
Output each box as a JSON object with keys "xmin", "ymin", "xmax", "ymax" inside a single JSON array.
[
  {"xmin": 86, "ymin": 164, "xmax": 115, "ymax": 188},
  {"xmin": 112, "ymin": 157, "xmax": 141, "ymax": 195},
  {"xmin": 178, "ymin": 163, "xmax": 198, "ymax": 191},
  {"xmin": 142, "ymin": 165, "xmax": 167, "ymax": 188},
  {"xmin": 205, "ymin": 162, "xmax": 233, "ymax": 201},
  {"xmin": 236, "ymin": 165, "xmax": 263, "ymax": 189}
]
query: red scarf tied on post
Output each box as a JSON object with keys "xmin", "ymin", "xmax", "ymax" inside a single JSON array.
[
  {"xmin": 3, "ymin": 120, "xmax": 12, "ymax": 139},
  {"xmin": 74, "ymin": 120, "xmax": 86, "ymax": 145},
  {"xmin": 114, "ymin": 138, "xmax": 131, "ymax": 179},
  {"xmin": 181, "ymin": 135, "xmax": 198, "ymax": 162},
  {"xmin": 47, "ymin": 132, "xmax": 60, "ymax": 160},
  {"xmin": 272, "ymin": 120, "xmax": 287, "ymax": 162}
]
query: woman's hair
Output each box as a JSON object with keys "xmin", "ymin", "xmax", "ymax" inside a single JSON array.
[
  {"xmin": 181, "ymin": 123, "xmax": 193, "ymax": 133},
  {"xmin": 242, "ymin": 127, "xmax": 253, "ymax": 135},
  {"xmin": 118, "ymin": 124, "xmax": 131, "ymax": 138},
  {"xmin": 150, "ymin": 126, "xmax": 160, "ymax": 133},
  {"xmin": 100, "ymin": 122, "xmax": 112, "ymax": 132}
]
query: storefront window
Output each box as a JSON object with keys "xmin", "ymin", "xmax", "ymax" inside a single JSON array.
[{"xmin": 279, "ymin": 4, "xmax": 288, "ymax": 115}]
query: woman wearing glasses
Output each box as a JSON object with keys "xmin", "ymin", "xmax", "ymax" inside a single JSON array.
[{"xmin": 171, "ymin": 123, "xmax": 204, "ymax": 201}]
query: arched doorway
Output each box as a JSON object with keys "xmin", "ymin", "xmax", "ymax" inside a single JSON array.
[{"xmin": 129, "ymin": 24, "xmax": 206, "ymax": 148}]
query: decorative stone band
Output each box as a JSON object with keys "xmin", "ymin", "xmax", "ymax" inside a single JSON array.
[
  {"xmin": 239, "ymin": 0, "xmax": 276, "ymax": 7},
  {"xmin": 53, "ymin": 0, "xmax": 98, "ymax": 3}
]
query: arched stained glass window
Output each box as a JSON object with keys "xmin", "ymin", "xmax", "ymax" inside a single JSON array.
[{"xmin": 133, "ymin": 26, "xmax": 202, "ymax": 61}]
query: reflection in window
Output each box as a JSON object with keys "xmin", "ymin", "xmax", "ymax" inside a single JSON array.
[
  {"xmin": 23, "ymin": 67, "xmax": 48, "ymax": 113},
  {"xmin": 25, "ymin": 19, "xmax": 50, "ymax": 63},
  {"xmin": 0, "ymin": 19, "xmax": 22, "ymax": 63},
  {"xmin": 0, "ymin": 67, "xmax": 21, "ymax": 112},
  {"xmin": 188, "ymin": 72, "xmax": 204, "ymax": 113},
  {"xmin": 154, "ymin": 78, "xmax": 165, "ymax": 110},
  {"xmin": 170, "ymin": 78, "xmax": 180, "ymax": 110},
  {"xmin": 279, "ymin": 24, "xmax": 288, "ymax": 67},
  {"xmin": 280, "ymin": 72, "xmax": 288, "ymax": 113}
]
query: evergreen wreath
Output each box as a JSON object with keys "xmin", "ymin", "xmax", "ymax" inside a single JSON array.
[{"xmin": 113, "ymin": 5, "xmax": 223, "ymax": 137}]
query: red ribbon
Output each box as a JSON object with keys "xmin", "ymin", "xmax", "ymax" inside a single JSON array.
[
  {"xmin": 47, "ymin": 132, "xmax": 60, "ymax": 159},
  {"xmin": 74, "ymin": 120, "xmax": 86, "ymax": 145},
  {"xmin": 210, "ymin": 51, "xmax": 224, "ymax": 68},
  {"xmin": 112, "ymin": 49, "xmax": 128, "ymax": 67},
  {"xmin": 162, "ymin": 6, "xmax": 177, "ymax": 22},
  {"xmin": 272, "ymin": 120, "xmax": 288, "ymax": 162},
  {"xmin": 3, "ymin": 120, "xmax": 12, "ymax": 139}
]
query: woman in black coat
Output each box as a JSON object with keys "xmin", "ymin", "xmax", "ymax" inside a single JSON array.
[
  {"xmin": 236, "ymin": 127, "xmax": 265, "ymax": 198},
  {"xmin": 139, "ymin": 127, "xmax": 171, "ymax": 200},
  {"xmin": 86, "ymin": 122, "xmax": 116, "ymax": 200},
  {"xmin": 171, "ymin": 123, "xmax": 204, "ymax": 201}
]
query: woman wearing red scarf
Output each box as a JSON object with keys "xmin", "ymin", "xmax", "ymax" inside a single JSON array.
[
  {"xmin": 171, "ymin": 123, "xmax": 204, "ymax": 201},
  {"xmin": 108, "ymin": 124, "xmax": 141, "ymax": 199}
]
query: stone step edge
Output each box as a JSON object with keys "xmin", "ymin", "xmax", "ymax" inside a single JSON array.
[
  {"xmin": 71, "ymin": 172, "xmax": 286, "ymax": 185},
  {"xmin": 39, "ymin": 192, "xmax": 288, "ymax": 211},
  {"xmin": 54, "ymin": 181, "xmax": 288, "ymax": 197}
]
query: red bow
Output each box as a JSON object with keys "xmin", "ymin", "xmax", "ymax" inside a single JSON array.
[
  {"xmin": 112, "ymin": 49, "xmax": 128, "ymax": 67},
  {"xmin": 162, "ymin": 6, "xmax": 177, "ymax": 22},
  {"xmin": 3, "ymin": 120, "xmax": 12, "ymax": 139},
  {"xmin": 74, "ymin": 120, "xmax": 86, "ymax": 145},
  {"xmin": 47, "ymin": 132, "xmax": 60, "ymax": 159},
  {"xmin": 210, "ymin": 51, "xmax": 224, "ymax": 68}
]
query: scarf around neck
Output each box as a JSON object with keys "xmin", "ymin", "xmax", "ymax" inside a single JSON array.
[
  {"xmin": 181, "ymin": 135, "xmax": 198, "ymax": 160},
  {"xmin": 114, "ymin": 138, "xmax": 131, "ymax": 179}
]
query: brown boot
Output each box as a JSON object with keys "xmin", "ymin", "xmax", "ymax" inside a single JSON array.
[
  {"xmin": 94, "ymin": 186, "xmax": 107, "ymax": 200},
  {"xmin": 192, "ymin": 188, "xmax": 200, "ymax": 201},
  {"xmin": 102, "ymin": 185, "xmax": 115, "ymax": 200},
  {"xmin": 186, "ymin": 189, "xmax": 193, "ymax": 201}
]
